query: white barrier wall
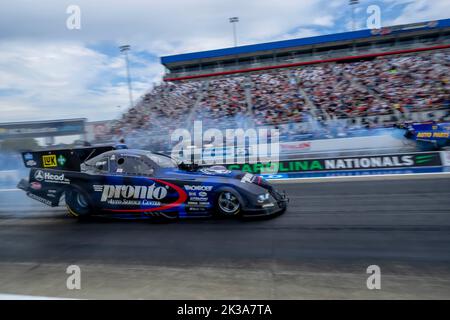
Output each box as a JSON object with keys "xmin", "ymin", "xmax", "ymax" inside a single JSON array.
[
  {"xmin": 280, "ymin": 134, "xmax": 408, "ymax": 154},
  {"xmin": 441, "ymin": 151, "xmax": 450, "ymax": 166}
]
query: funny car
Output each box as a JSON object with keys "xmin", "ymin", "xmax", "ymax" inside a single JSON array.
[
  {"xmin": 17, "ymin": 147, "xmax": 288, "ymax": 220},
  {"xmin": 397, "ymin": 121, "xmax": 450, "ymax": 150}
]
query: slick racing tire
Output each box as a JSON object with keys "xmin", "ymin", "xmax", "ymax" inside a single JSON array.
[
  {"xmin": 216, "ymin": 190, "xmax": 242, "ymax": 217},
  {"xmin": 65, "ymin": 188, "xmax": 92, "ymax": 219}
]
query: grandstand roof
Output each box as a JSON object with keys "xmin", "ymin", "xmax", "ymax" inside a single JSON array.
[{"xmin": 161, "ymin": 18, "xmax": 450, "ymax": 66}]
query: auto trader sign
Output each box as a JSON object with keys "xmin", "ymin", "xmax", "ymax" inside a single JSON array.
[{"xmin": 226, "ymin": 152, "xmax": 442, "ymax": 174}]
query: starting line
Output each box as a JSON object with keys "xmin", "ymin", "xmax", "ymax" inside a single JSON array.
[{"xmin": 0, "ymin": 293, "xmax": 72, "ymax": 300}]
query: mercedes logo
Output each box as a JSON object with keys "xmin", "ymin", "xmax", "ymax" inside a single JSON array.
[{"xmin": 34, "ymin": 170, "xmax": 44, "ymax": 181}]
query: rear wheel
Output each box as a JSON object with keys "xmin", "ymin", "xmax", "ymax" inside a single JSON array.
[
  {"xmin": 65, "ymin": 188, "xmax": 92, "ymax": 219},
  {"xmin": 216, "ymin": 191, "xmax": 241, "ymax": 217}
]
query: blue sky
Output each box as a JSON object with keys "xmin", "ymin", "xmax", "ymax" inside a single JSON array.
[{"xmin": 0, "ymin": 0, "xmax": 448, "ymax": 123}]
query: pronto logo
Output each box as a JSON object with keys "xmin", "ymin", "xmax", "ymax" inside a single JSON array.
[
  {"xmin": 95, "ymin": 184, "xmax": 168, "ymax": 202},
  {"xmin": 184, "ymin": 185, "xmax": 213, "ymax": 192}
]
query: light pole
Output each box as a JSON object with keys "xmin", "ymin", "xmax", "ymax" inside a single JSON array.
[
  {"xmin": 119, "ymin": 45, "xmax": 134, "ymax": 109},
  {"xmin": 229, "ymin": 17, "xmax": 239, "ymax": 47},
  {"xmin": 349, "ymin": 0, "xmax": 359, "ymax": 31}
]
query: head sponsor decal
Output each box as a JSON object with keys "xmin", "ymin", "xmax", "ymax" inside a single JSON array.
[
  {"xmin": 34, "ymin": 170, "xmax": 70, "ymax": 184},
  {"xmin": 42, "ymin": 154, "xmax": 57, "ymax": 167}
]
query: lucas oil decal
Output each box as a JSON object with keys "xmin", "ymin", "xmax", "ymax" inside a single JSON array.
[{"xmin": 96, "ymin": 178, "xmax": 187, "ymax": 213}]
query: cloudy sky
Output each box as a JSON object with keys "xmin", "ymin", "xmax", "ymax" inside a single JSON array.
[{"xmin": 0, "ymin": 0, "xmax": 449, "ymax": 122}]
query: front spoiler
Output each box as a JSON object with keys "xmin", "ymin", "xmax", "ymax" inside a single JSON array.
[{"xmin": 242, "ymin": 191, "xmax": 289, "ymax": 218}]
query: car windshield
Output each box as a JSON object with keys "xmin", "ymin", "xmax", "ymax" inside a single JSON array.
[{"xmin": 144, "ymin": 152, "xmax": 178, "ymax": 168}]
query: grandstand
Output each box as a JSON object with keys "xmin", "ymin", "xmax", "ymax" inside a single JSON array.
[{"xmin": 110, "ymin": 19, "xmax": 450, "ymax": 150}]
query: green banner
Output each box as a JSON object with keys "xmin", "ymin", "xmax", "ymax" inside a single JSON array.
[{"xmin": 226, "ymin": 152, "xmax": 442, "ymax": 174}]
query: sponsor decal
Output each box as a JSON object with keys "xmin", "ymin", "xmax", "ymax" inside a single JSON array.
[
  {"xmin": 199, "ymin": 166, "xmax": 231, "ymax": 175},
  {"xmin": 100, "ymin": 178, "xmax": 188, "ymax": 213},
  {"xmin": 184, "ymin": 185, "xmax": 213, "ymax": 191},
  {"xmin": 262, "ymin": 174, "xmax": 288, "ymax": 179},
  {"xmin": 26, "ymin": 160, "xmax": 37, "ymax": 167},
  {"xmin": 34, "ymin": 170, "xmax": 44, "ymax": 181},
  {"xmin": 95, "ymin": 184, "xmax": 168, "ymax": 204},
  {"xmin": 34, "ymin": 170, "xmax": 70, "ymax": 184},
  {"xmin": 371, "ymin": 27, "xmax": 391, "ymax": 35},
  {"xmin": 281, "ymin": 142, "xmax": 311, "ymax": 151},
  {"xmin": 416, "ymin": 131, "xmax": 449, "ymax": 139},
  {"xmin": 187, "ymin": 207, "xmax": 206, "ymax": 212},
  {"xmin": 42, "ymin": 154, "xmax": 57, "ymax": 167},
  {"xmin": 198, "ymin": 191, "xmax": 207, "ymax": 197},
  {"xmin": 27, "ymin": 192, "xmax": 52, "ymax": 206},
  {"xmin": 227, "ymin": 153, "xmax": 441, "ymax": 174},
  {"xmin": 24, "ymin": 153, "xmax": 33, "ymax": 161},
  {"xmin": 240, "ymin": 173, "xmax": 254, "ymax": 183},
  {"xmin": 189, "ymin": 197, "xmax": 208, "ymax": 202},
  {"xmin": 57, "ymin": 155, "xmax": 67, "ymax": 166},
  {"xmin": 30, "ymin": 182, "xmax": 42, "ymax": 190}
]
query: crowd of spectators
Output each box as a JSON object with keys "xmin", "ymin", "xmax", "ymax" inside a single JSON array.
[
  {"xmin": 345, "ymin": 51, "xmax": 450, "ymax": 113},
  {"xmin": 108, "ymin": 49, "xmax": 450, "ymax": 148},
  {"xmin": 196, "ymin": 77, "xmax": 249, "ymax": 129},
  {"xmin": 110, "ymin": 81, "xmax": 201, "ymax": 149},
  {"xmin": 250, "ymin": 70, "xmax": 308, "ymax": 125}
]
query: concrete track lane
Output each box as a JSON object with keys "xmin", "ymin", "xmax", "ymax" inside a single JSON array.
[{"xmin": 0, "ymin": 177, "xmax": 449, "ymax": 299}]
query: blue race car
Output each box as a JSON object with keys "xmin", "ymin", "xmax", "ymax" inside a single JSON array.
[
  {"xmin": 400, "ymin": 121, "xmax": 450, "ymax": 150},
  {"xmin": 17, "ymin": 148, "xmax": 288, "ymax": 220}
]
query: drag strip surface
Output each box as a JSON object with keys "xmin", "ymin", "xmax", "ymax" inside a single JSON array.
[{"xmin": 0, "ymin": 177, "xmax": 449, "ymax": 299}]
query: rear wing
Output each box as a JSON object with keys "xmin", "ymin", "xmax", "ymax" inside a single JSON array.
[{"xmin": 21, "ymin": 145, "xmax": 115, "ymax": 172}]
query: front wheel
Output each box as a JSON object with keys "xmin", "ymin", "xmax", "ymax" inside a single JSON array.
[
  {"xmin": 216, "ymin": 191, "xmax": 241, "ymax": 217},
  {"xmin": 65, "ymin": 188, "xmax": 92, "ymax": 218}
]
